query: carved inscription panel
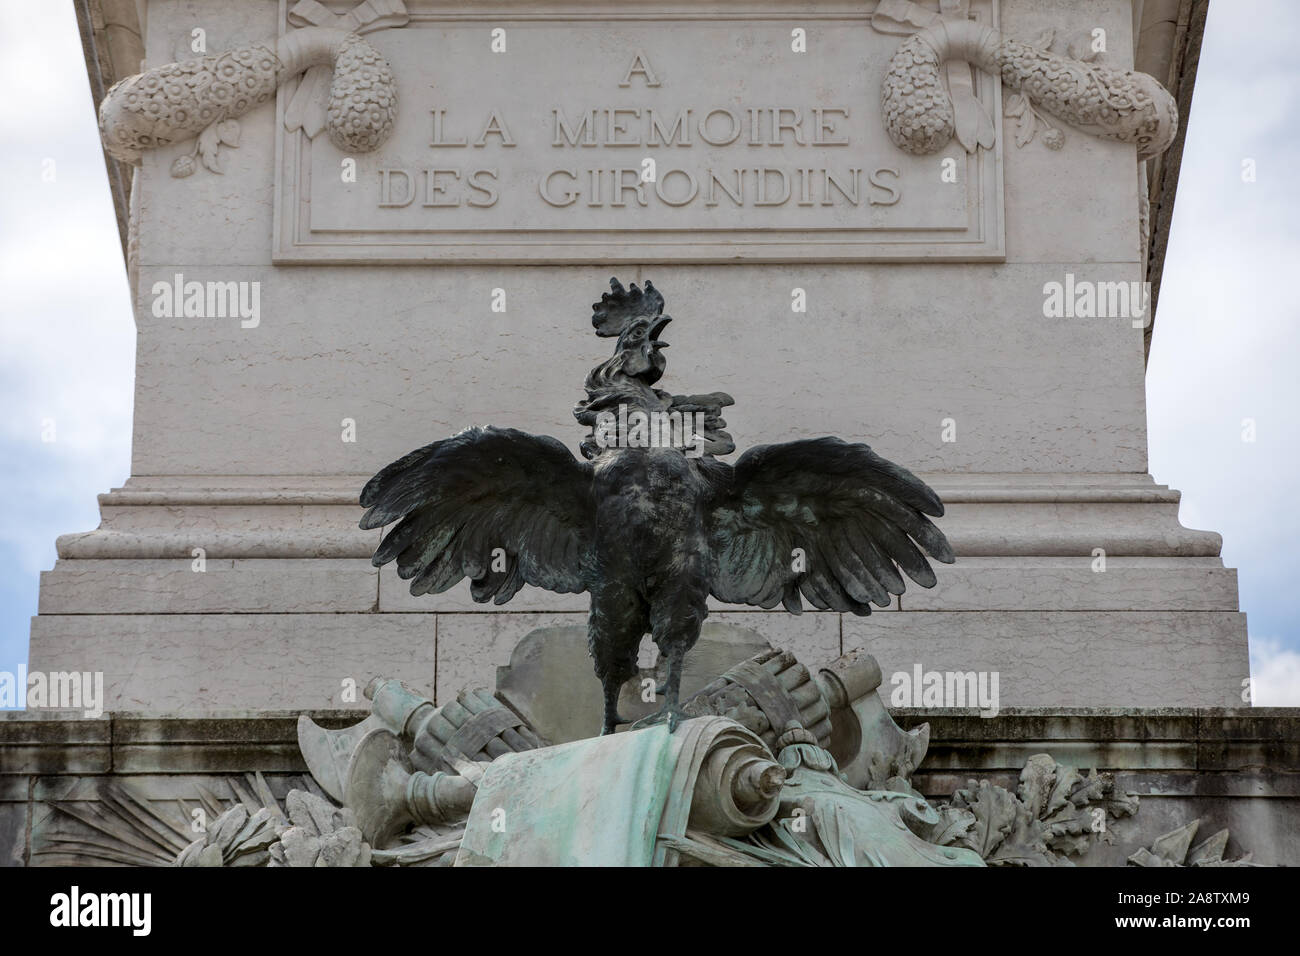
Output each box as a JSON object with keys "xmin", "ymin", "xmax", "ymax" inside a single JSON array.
[{"xmin": 273, "ymin": 1, "xmax": 1003, "ymax": 263}]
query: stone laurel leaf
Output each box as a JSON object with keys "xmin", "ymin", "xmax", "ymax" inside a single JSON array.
[
  {"xmin": 1067, "ymin": 62, "xmax": 1095, "ymax": 99},
  {"xmin": 267, "ymin": 790, "xmax": 371, "ymax": 867},
  {"xmin": 175, "ymin": 804, "xmax": 280, "ymax": 867},
  {"xmin": 1128, "ymin": 820, "xmax": 1257, "ymax": 867},
  {"xmin": 209, "ymin": 804, "xmax": 248, "ymax": 847},
  {"xmin": 1004, "ymin": 94, "xmax": 1037, "ymax": 147},
  {"xmin": 198, "ymin": 123, "xmax": 224, "ymax": 174},
  {"xmin": 1013, "ymin": 110, "xmax": 1037, "ymax": 148}
]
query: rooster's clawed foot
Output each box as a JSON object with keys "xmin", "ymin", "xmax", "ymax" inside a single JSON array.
[
  {"xmin": 631, "ymin": 703, "xmax": 688, "ymax": 734},
  {"xmin": 600, "ymin": 712, "xmax": 640, "ymax": 736}
]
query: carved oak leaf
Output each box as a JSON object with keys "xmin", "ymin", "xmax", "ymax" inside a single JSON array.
[
  {"xmin": 1042, "ymin": 806, "xmax": 1104, "ymax": 852},
  {"xmin": 1016, "ymin": 753, "xmax": 1057, "ymax": 818},
  {"xmin": 1047, "ymin": 763, "xmax": 1089, "ymax": 810},
  {"xmin": 928, "ymin": 805, "xmax": 977, "ymax": 847},
  {"xmin": 986, "ymin": 804, "xmax": 1060, "ymax": 867},
  {"xmin": 953, "ymin": 779, "xmax": 1018, "ymax": 858},
  {"xmin": 1030, "ymin": 28, "xmax": 1056, "ymax": 51}
]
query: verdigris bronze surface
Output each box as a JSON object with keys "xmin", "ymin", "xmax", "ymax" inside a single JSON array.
[{"xmin": 360, "ymin": 278, "xmax": 954, "ymax": 735}]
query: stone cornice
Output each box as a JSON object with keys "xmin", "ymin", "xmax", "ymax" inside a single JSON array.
[
  {"xmin": 1138, "ymin": 0, "xmax": 1207, "ymax": 363},
  {"xmin": 73, "ymin": 0, "xmax": 144, "ymax": 265},
  {"xmin": 4, "ymin": 708, "xmax": 1296, "ymax": 776}
]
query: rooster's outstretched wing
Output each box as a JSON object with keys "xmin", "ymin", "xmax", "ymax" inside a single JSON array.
[
  {"xmin": 360, "ymin": 426, "xmax": 593, "ymax": 602},
  {"xmin": 707, "ymin": 437, "xmax": 954, "ymax": 614}
]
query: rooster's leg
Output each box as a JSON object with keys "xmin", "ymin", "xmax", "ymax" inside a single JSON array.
[
  {"xmin": 658, "ymin": 644, "xmax": 688, "ymax": 732},
  {"xmin": 631, "ymin": 644, "xmax": 689, "ymax": 732},
  {"xmin": 632, "ymin": 577, "xmax": 705, "ymax": 733},
  {"xmin": 600, "ymin": 679, "xmax": 638, "ymax": 736},
  {"xmin": 589, "ymin": 586, "xmax": 648, "ymax": 736}
]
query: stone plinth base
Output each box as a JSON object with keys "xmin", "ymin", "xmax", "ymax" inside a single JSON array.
[
  {"xmin": 29, "ymin": 473, "xmax": 1249, "ymax": 712},
  {"xmin": 3, "ymin": 708, "xmax": 1296, "ymax": 867}
]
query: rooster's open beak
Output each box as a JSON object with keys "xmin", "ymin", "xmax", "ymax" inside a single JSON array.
[{"xmin": 650, "ymin": 315, "xmax": 672, "ymax": 348}]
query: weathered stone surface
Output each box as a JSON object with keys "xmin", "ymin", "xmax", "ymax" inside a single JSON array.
[
  {"xmin": 0, "ymin": 776, "xmax": 29, "ymax": 868},
  {"xmin": 122, "ymin": 263, "xmax": 1155, "ymax": 477},
  {"xmin": 39, "ymin": 558, "xmax": 378, "ymax": 614},
  {"xmin": 914, "ymin": 557, "xmax": 1238, "ymax": 611},
  {"xmin": 850, "ymin": 611, "xmax": 1250, "ymax": 707},
  {"xmin": 493, "ymin": 622, "xmax": 794, "ymax": 743},
  {"xmin": 434, "ymin": 613, "xmax": 586, "ymax": 706},
  {"xmin": 0, "ymin": 713, "xmax": 112, "ymax": 775},
  {"xmin": 29, "ymin": 615, "xmax": 437, "ymax": 712}
]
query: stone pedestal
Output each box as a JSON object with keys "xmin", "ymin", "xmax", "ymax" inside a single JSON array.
[{"xmin": 33, "ymin": 0, "xmax": 1246, "ymax": 713}]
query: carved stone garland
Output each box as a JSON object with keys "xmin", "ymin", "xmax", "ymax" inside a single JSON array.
[
  {"xmin": 98, "ymin": 26, "xmax": 396, "ymax": 172},
  {"xmin": 880, "ymin": 17, "xmax": 1178, "ymax": 159}
]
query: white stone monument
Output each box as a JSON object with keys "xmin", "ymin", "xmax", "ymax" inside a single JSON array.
[{"xmin": 36, "ymin": 0, "xmax": 1244, "ymax": 713}]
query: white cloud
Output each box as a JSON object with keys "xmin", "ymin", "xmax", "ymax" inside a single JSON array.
[
  {"xmin": 0, "ymin": 1, "xmax": 134, "ymax": 665},
  {"xmin": 1249, "ymin": 637, "xmax": 1300, "ymax": 706},
  {"xmin": 1147, "ymin": 0, "xmax": 1300, "ymax": 651}
]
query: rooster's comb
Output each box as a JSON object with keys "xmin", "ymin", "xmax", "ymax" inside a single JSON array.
[{"xmin": 592, "ymin": 277, "xmax": 664, "ymax": 338}]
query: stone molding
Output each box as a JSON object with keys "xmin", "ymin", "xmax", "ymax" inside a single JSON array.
[
  {"xmin": 51, "ymin": 472, "xmax": 1223, "ymax": 561},
  {"xmin": 17, "ymin": 708, "xmax": 1292, "ymax": 775}
]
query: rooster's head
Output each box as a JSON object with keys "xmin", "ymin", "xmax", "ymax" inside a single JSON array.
[
  {"xmin": 612, "ymin": 314, "xmax": 670, "ymax": 384},
  {"xmin": 591, "ymin": 277, "xmax": 671, "ymax": 386}
]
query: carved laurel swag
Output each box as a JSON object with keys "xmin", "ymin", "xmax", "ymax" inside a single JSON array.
[
  {"xmin": 880, "ymin": 18, "xmax": 1177, "ymax": 159},
  {"xmin": 98, "ymin": 28, "xmax": 396, "ymax": 173}
]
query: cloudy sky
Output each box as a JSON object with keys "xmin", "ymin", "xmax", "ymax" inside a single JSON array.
[{"xmin": 1, "ymin": 2, "xmax": 1297, "ymax": 704}]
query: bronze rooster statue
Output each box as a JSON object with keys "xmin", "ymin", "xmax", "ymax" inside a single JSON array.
[{"xmin": 360, "ymin": 278, "xmax": 954, "ymax": 735}]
